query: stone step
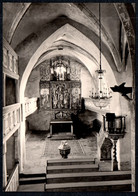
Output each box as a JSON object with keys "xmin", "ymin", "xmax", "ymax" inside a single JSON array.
[
  {"xmin": 50, "ymin": 134, "xmax": 76, "ymax": 140},
  {"xmin": 19, "ymin": 173, "xmax": 45, "ymax": 178},
  {"xmin": 19, "ymin": 173, "xmax": 46, "ymax": 185},
  {"xmin": 45, "ymin": 179, "xmax": 132, "ymax": 192},
  {"xmin": 46, "ymin": 171, "xmax": 131, "ymax": 184},
  {"xmin": 47, "ymin": 158, "xmax": 95, "ymax": 166},
  {"xmin": 19, "ymin": 176, "xmax": 46, "ymax": 185},
  {"xmin": 18, "ymin": 183, "xmax": 45, "ymax": 192},
  {"xmin": 47, "ymin": 164, "xmax": 99, "ymax": 174}
]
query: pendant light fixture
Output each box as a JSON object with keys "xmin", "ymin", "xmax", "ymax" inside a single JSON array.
[{"xmin": 90, "ymin": 3, "xmax": 112, "ymax": 109}]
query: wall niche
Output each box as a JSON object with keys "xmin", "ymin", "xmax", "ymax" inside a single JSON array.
[{"xmin": 101, "ymin": 138, "xmax": 113, "ymax": 160}]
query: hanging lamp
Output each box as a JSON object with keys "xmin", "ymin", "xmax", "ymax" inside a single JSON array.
[{"xmin": 90, "ymin": 3, "xmax": 112, "ymax": 109}]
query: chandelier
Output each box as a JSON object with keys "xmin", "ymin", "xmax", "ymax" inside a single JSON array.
[{"xmin": 90, "ymin": 3, "xmax": 112, "ymax": 109}]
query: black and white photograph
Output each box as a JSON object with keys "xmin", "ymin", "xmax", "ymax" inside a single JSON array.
[{"xmin": 1, "ymin": 1, "xmax": 136, "ymax": 193}]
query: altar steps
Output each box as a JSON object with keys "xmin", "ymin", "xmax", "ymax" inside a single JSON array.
[
  {"xmin": 45, "ymin": 158, "xmax": 132, "ymax": 192},
  {"xmin": 46, "ymin": 171, "xmax": 131, "ymax": 184},
  {"xmin": 47, "ymin": 164, "xmax": 99, "ymax": 174},
  {"xmin": 45, "ymin": 179, "xmax": 131, "ymax": 192},
  {"xmin": 17, "ymin": 173, "xmax": 46, "ymax": 191},
  {"xmin": 50, "ymin": 132, "xmax": 76, "ymax": 140},
  {"xmin": 17, "ymin": 158, "xmax": 132, "ymax": 192},
  {"xmin": 19, "ymin": 173, "xmax": 46, "ymax": 185},
  {"xmin": 46, "ymin": 158, "xmax": 98, "ymax": 174},
  {"xmin": 47, "ymin": 158, "xmax": 95, "ymax": 166}
]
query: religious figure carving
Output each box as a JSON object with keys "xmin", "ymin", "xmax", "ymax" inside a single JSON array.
[
  {"xmin": 40, "ymin": 62, "xmax": 50, "ymax": 81},
  {"xmin": 71, "ymin": 88, "xmax": 80, "ymax": 109},
  {"xmin": 71, "ymin": 82, "xmax": 81, "ymax": 109},
  {"xmin": 64, "ymin": 90, "xmax": 69, "ymax": 109},
  {"xmin": 50, "ymin": 56, "xmax": 70, "ymax": 81},
  {"xmin": 51, "ymin": 82, "xmax": 70, "ymax": 109},
  {"xmin": 40, "ymin": 82, "xmax": 50, "ymax": 109}
]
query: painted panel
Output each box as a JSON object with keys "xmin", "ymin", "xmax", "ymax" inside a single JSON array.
[{"xmin": 40, "ymin": 81, "xmax": 50, "ymax": 109}]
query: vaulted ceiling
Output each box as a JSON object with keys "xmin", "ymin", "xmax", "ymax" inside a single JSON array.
[
  {"xmin": 3, "ymin": 3, "xmax": 121, "ymax": 47},
  {"xmin": 3, "ymin": 2, "xmax": 135, "ymax": 85}
]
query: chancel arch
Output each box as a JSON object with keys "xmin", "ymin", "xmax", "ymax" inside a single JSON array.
[{"xmin": 20, "ymin": 24, "xmax": 118, "ymax": 110}]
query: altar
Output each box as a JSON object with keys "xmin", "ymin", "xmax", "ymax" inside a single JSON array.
[
  {"xmin": 50, "ymin": 120, "xmax": 73, "ymax": 135},
  {"xmin": 39, "ymin": 56, "xmax": 81, "ymax": 135}
]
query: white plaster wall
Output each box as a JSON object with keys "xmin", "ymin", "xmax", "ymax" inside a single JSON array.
[
  {"xmin": 119, "ymin": 96, "xmax": 131, "ymax": 169},
  {"xmin": 6, "ymin": 135, "xmax": 15, "ymax": 174},
  {"xmin": 81, "ymin": 66, "xmax": 93, "ymax": 98},
  {"xmin": 25, "ymin": 67, "xmax": 40, "ymax": 97}
]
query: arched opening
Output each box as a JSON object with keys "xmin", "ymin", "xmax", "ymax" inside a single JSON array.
[
  {"xmin": 19, "ymin": 24, "xmax": 121, "ymax": 174},
  {"xmin": 101, "ymin": 138, "xmax": 113, "ymax": 160},
  {"xmin": 20, "ymin": 24, "xmax": 119, "ymax": 110}
]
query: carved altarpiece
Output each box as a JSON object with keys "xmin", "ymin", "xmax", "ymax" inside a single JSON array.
[{"xmin": 39, "ymin": 56, "xmax": 81, "ymax": 120}]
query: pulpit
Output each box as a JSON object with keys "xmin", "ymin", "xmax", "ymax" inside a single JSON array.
[{"xmin": 103, "ymin": 113, "xmax": 126, "ymax": 171}]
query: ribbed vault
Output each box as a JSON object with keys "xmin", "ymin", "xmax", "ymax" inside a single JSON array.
[
  {"xmin": 3, "ymin": 3, "xmax": 134, "ymax": 73},
  {"xmin": 20, "ymin": 23, "xmax": 120, "ymax": 113}
]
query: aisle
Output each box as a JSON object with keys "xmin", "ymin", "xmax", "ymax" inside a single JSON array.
[{"xmin": 23, "ymin": 131, "xmax": 97, "ymax": 174}]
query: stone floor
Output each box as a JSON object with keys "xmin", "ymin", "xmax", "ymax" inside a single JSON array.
[{"xmin": 23, "ymin": 130, "xmax": 97, "ymax": 174}]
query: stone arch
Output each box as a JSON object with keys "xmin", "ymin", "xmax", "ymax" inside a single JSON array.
[
  {"xmin": 20, "ymin": 24, "xmax": 118, "ymax": 105},
  {"xmin": 7, "ymin": 3, "xmax": 31, "ymax": 44}
]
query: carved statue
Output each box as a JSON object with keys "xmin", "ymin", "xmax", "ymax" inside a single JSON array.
[
  {"xmin": 71, "ymin": 87, "xmax": 81, "ymax": 109},
  {"xmin": 64, "ymin": 90, "xmax": 69, "ymax": 108},
  {"xmin": 54, "ymin": 65, "xmax": 66, "ymax": 81}
]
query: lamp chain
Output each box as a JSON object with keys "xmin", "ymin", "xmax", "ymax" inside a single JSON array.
[
  {"xmin": 90, "ymin": 3, "xmax": 112, "ymax": 109},
  {"xmin": 99, "ymin": 3, "xmax": 102, "ymax": 71}
]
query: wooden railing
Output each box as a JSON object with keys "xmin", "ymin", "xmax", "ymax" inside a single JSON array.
[
  {"xmin": 3, "ymin": 38, "xmax": 19, "ymax": 79},
  {"xmin": 25, "ymin": 97, "xmax": 38, "ymax": 117},
  {"xmin": 3, "ymin": 103, "xmax": 21, "ymax": 143},
  {"xmin": 5, "ymin": 163, "xmax": 19, "ymax": 192}
]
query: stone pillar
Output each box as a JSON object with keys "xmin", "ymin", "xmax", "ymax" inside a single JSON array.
[
  {"xmin": 112, "ymin": 139, "xmax": 118, "ymax": 171},
  {"xmin": 3, "ymin": 143, "xmax": 7, "ymax": 188},
  {"xmin": 19, "ymin": 103, "xmax": 26, "ymax": 172}
]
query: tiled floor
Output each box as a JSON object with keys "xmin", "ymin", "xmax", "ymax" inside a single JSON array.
[{"xmin": 23, "ymin": 131, "xmax": 97, "ymax": 174}]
